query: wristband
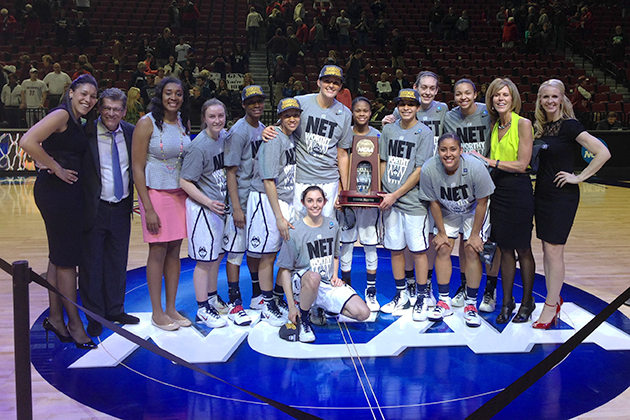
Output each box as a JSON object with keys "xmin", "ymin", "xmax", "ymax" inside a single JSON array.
[{"xmin": 496, "ymin": 160, "xmax": 500, "ymax": 169}]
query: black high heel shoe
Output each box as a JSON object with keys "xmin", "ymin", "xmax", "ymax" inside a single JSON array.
[
  {"xmin": 43, "ymin": 318, "xmax": 72, "ymax": 343},
  {"xmin": 496, "ymin": 298, "xmax": 516, "ymax": 324},
  {"xmin": 73, "ymin": 339, "xmax": 98, "ymax": 350},
  {"xmin": 512, "ymin": 300, "xmax": 536, "ymax": 323}
]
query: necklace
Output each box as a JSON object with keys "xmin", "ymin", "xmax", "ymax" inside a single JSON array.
[
  {"xmin": 159, "ymin": 118, "xmax": 184, "ymax": 170},
  {"xmin": 498, "ymin": 120, "xmax": 512, "ymax": 130}
]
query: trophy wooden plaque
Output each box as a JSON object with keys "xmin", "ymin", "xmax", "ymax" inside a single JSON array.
[{"xmin": 338, "ymin": 135, "xmax": 383, "ymax": 206}]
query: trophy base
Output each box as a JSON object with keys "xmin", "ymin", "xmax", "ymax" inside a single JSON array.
[{"xmin": 338, "ymin": 191, "xmax": 383, "ymax": 207}]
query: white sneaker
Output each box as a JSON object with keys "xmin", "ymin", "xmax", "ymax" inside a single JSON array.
[
  {"xmin": 228, "ymin": 299, "xmax": 252, "ymax": 326},
  {"xmin": 451, "ymin": 285, "xmax": 466, "ymax": 307},
  {"xmin": 250, "ymin": 295, "xmax": 265, "ymax": 310},
  {"xmin": 412, "ymin": 295, "xmax": 430, "ymax": 322},
  {"xmin": 310, "ymin": 306, "xmax": 327, "ymax": 326},
  {"xmin": 479, "ymin": 288, "xmax": 497, "ymax": 313},
  {"xmin": 464, "ymin": 304, "xmax": 481, "ymax": 327},
  {"xmin": 407, "ymin": 281, "xmax": 417, "ymax": 305},
  {"xmin": 428, "ymin": 298, "xmax": 453, "ymax": 321},
  {"xmin": 275, "ymin": 296, "xmax": 290, "ymax": 317},
  {"xmin": 262, "ymin": 300, "xmax": 286, "ymax": 327},
  {"xmin": 209, "ymin": 294, "xmax": 229, "ymax": 315},
  {"xmin": 196, "ymin": 306, "xmax": 227, "ymax": 328},
  {"xmin": 365, "ymin": 288, "xmax": 380, "ymax": 312},
  {"xmin": 380, "ymin": 289, "xmax": 410, "ymax": 314},
  {"xmin": 299, "ymin": 320, "xmax": 316, "ymax": 343}
]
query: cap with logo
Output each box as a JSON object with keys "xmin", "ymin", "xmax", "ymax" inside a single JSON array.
[
  {"xmin": 241, "ymin": 85, "xmax": 267, "ymax": 102},
  {"xmin": 277, "ymin": 97, "xmax": 303, "ymax": 115},
  {"xmin": 318, "ymin": 65, "xmax": 345, "ymax": 82},
  {"xmin": 394, "ymin": 88, "xmax": 421, "ymax": 104}
]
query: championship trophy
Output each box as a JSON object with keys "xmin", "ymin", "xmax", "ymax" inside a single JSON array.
[{"xmin": 338, "ymin": 135, "xmax": 383, "ymax": 206}]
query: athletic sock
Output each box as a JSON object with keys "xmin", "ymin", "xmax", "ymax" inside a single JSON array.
[
  {"xmin": 342, "ymin": 270, "xmax": 352, "ymax": 286},
  {"xmin": 251, "ymin": 272, "xmax": 261, "ymax": 296},
  {"xmin": 228, "ymin": 282, "xmax": 241, "ymax": 304},
  {"xmin": 466, "ymin": 286, "xmax": 479, "ymax": 304},
  {"xmin": 261, "ymin": 289, "xmax": 273, "ymax": 302},
  {"xmin": 273, "ymin": 282, "xmax": 284, "ymax": 300},
  {"xmin": 405, "ymin": 269, "xmax": 415, "ymax": 284},
  {"xmin": 366, "ymin": 272, "xmax": 377, "ymax": 291},
  {"xmin": 427, "ymin": 268, "xmax": 434, "ymax": 282},
  {"xmin": 438, "ymin": 283, "xmax": 450, "ymax": 300},
  {"xmin": 299, "ymin": 308, "xmax": 310, "ymax": 324},
  {"xmin": 460, "ymin": 272, "xmax": 467, "ymax": 287},
  {"xmin": 417, "ymin": 283, "xmax": 428, "ymax": 296},
  {"xmin": 395, "ymin": 278, "xmax": 406, "ymax": 293},
  {"xmin": 197, "ymin": 300, "xmax": 210, "ymax": 309},
  {"xmin": 486, "ymin": 275, "xmax": 498, "ymax": 293},
  {"xmin": 207, "ymin": 291, "xmax": 217, "ymax": 300}
]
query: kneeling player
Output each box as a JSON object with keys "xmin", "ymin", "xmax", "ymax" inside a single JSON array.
[
  {"xmin": 276, "ymin": 186, "xmax": 371, "ymax": 342},
  {"xmin": 419, "ymin": 133, "xmax": 495, "ymax": 327}
]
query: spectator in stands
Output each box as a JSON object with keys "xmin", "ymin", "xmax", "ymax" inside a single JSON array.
[
  {"xmin": 143, "ymin": 52, "xmax": 159, "ymax": 76},
  {"xmin": 246, "ymin": 7, "xmax": 264, "ymax": 50},
  {"xmin": 155, "ymin": 68, "xmax": 165, "ymax": 84},
  {"xmin": 210, "ymin": 46, "xmax": 229, "ymax": 79},
  {"xmin": 442, "ymin": 7, "xmax": 457, "ymax": 41},
  {"xmin": 371, "ymin": 97, "xmax": 389, "ymax": 122},
  {"xmin": 112, "ymin": 35, "xmax": 125, "ymax": 72},
  {"xmin": 336, "ymin": 83, "xmax": 352, "ymax": 109},
  {"xmin": 502, "ymin": 17, "xmax": 519, "ymax": 50},
  {"xmin": 18, "ymin": 55, "xmax": 32, "ymax": 83},
  {"xmin": 155, "ymin": 28, "xmax": 175, "ymax": 68},
  {"xmin": 267, "ymin": 0, "xmax": 285, "ymax": 16},
  {"xmin": 477, "ymin": 83, "xmax": 488, "ymax": 104},
  {"xmin": 145, "ymin": 74, "xmax": 157, "ymax": 98},
  {"xmin": 164, "ymin": 55, "xmax": 182, "ymax": 80},
  {"xmin": 347, "ymin": 0, "xmax": 362, "ymax": 25},
  {"xmin": 538, "ymin": 22, "xmax": 553, "ymax": 54},
  {"xmin": 78, "ymin": 55, "xmax": 94, "ymax": 75},
  {"xmin": 314, "ymin": 0, "xmax": 333, "ymax": 20},
  {"xmin": 327, "ymin": 13, "xmax": 339, "ymax": 46},
  {"xmin": 124, "ymin": 86, "xmax": 145, "ymax": 125},
  {"xmin": 525, "ymin": 6, "xmax": 538, "ymax": 31},
  {"xmin": 1, "ymin": 72, "xmax": 22, "ymax": 127},
  {"xmin": 215, "ymin": 78, "xmax": 232, "ymax": 111},
  {"xmin": 167, "ymin": 1, "xmax": 181, "ymax": 29},
  {"xmin": 183, "ymin": 58, "xmax": 200, "ymax": 78},
  {"xmin": 129, "ymin": 62, "xmax": 150, "ymax": 105},
  {"xmin": 611, "ymin": 26, "xmax": 627, "ymax": 62},
  {"xmin": 391, "ymin": 29, "xmax": 407, "ymax": 69},
  {"xmin": 270, "ymin": 55, "xmax": 292, "ymax": 106},
  {"xmin": 137, "ymin": 39, "xmax": 151, "ymax": 62},
  {"xmin": 282, "ymin": 76, "xmax": 296, "ymax": 97},
  {"xmin": 551, "ymin": 5, "xmax": 568, "ymax": 52},
  {"xmin": 323, "ymin": 49, "xmax": 339, "ymax": 66},
  {"xmin": 43, "ymin": 63, "xmax": 71, "ymax": 109},
  {"xmin": 182, "ymin": 1, "xmax": 201, "ymax": 32},
  {"xmin": 294, "ymin": 1, "xmax": 306, "ymax": 22},
  {"xmin": 72, "ymin": 64, "xmax": 92, "ymax": 81},
  {"xmin": 392, "ymin": 69, "xmax": 411, "ymax": 95},
  {"xmin": 295, "ymin": 18, "xmax": 309, "ymax": 48},
  {"xmin": 22, "ymin": 4, "xmax": 41, "ymax": 42},
  {"xmin": 428, "ymin": 1, "xmax": 444, "ymax": 36},
  {"xmin": 537, "ymin": 8, "xmax": 550, "ymax": 31},
  {"xmin": 336, "ymin": 10, "xmax": 351, "ymax": 46},
  {"xmin": 370, "ymin": 0, "xmax": 385, "ymax": 18},
  {"xmin": 188, "ymin": 86, "xmax": 204, "ymax": 127},
  {"xmin": 75, "ymin": 10, "xmax": 90, "ymax": 48},
  {"xmin": 345, "ymin": 48, "xmax": 366, "ymax": 96},
  {"xmin": 293, "ymin": 80, "xmax": 307, "ymax": 96},
  {"xmin": 180, "ymin": 68, "xmax": 196, "ymax": 91},
  {"xmin": 376, "ymin": 71, "xmax": 393, "ymax": 100},
  {"xmin": 175, "ymin": 37, "xmax": 193, "ymax": 67},
  {"xmin": 310, "ymin": 16, "xmax": 325, "ymax": 53},
  {"xmin": 456, "ymin": 10, "xmax": 470, "ymax": 40},
  {"xmin": 374, "ymin": 12, "xmax": 387, "ymax": 47},
  {"xmin": 272, "ymin": 8, "xmax": 286, "ymax": 36},
  {"xmin": 571, "ymin": 76, "xmax": 592, "ymax": 127},
  {"xmin": 356, "ymin": 11, "xmax": 370, "ymax": 46},
  {"xmin": 239, "ymin": 72, "xmax": 254, "ymax": 91},
  {"xmin": 578, "ymin": 6, "xmax": 592, "ymax": 40},
  {"xmin": 230, "ymin": 44, "xmax": 249, "ymax": 74},
  {"xmin": 268, "ymin": 28, "xmax": 289, "ymax": 60},
  {"xmin": 282, "ymin": 0, "xmax": 295, "ymax": 23},
  {"xmin": 286, "ymin": 26, "xmax": 301, "ymax": 66},
  {"xmin": 41, "ymin": 55, "xmax": 53, "ymax": 76},
  {"xmin": 55, "ymin": 9, "xmax": 69, "ymax": 47},
  {"xmin": 596, "ymin": 111, "xmax": 623, "ymax": 130},
  {"xmin": 524, "ymin": 23, "xmax": 537, "ymax": 54},
  {"xmin": 1, "ymin": 8, "xmax": 17, "ymax": 43},
  {"xmin": 20, "ymin": 68, "xmax": 47, "ymax": 127},
  {"xmin": 198, "ymin": 71, "xmax": 216, "ymax": 98}
]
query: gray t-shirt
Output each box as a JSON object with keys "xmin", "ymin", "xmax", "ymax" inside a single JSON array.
[
  {"xmin": 276, "ymin": 216, "xmax": 340, "ymax": 284},
  {"xmin": 442, "ymin": 103, "xmax": 491, "ymax": 156},
  {"xmin": 223, "ymin": 117, "xmax": 265, "ymax": 208},
  {"xmin": 180, "ymin": 129, "xmax": 228, "ymax": 203},
  {"xmin": 293, "ymin": 93, "xmax": 353, "ymax": 184},
  {"xmin": 419, "ymin": 153, "xmax": 495, "ymax": 215},
  {"xmin": 380, "ymin": 119, "xmax": 433, "ymax": 215},
  {"xmin": 393, "ymin": 100, "xmax": 448, "ymax": 140},
  {"xmin": 251, "ymin": 126, "xmax": 297, "ymax": 203}
]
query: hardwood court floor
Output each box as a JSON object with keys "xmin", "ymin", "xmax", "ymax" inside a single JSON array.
[{"xmin": 0, "ymin": 177, "xmax": 628, "ymax": 419}]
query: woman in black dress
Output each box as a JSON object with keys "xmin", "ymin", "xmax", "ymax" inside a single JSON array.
[
  {"xmin": 532, "ymin": 79, "xmax": 610, "ymax": 329},
  {"xmin": 19, "ymin": 75, "xmax": 99, "ymax": 349}
]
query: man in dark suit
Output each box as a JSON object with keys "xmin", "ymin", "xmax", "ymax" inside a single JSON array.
[
  {"xmin": 392, "ymin": 69, "xmax": 411, "ymax": 95},
  {"xmin": 80, "ymin": 88, "xmax": 138, "ymax": 337}
]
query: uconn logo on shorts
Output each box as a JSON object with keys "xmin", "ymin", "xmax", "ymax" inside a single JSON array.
[{"xmin": 251, "ymin": 236, "xmax": 261, "ymax": 248}]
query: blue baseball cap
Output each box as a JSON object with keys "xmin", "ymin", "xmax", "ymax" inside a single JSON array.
[
  {"xmin": 277, "ymin": 97, "xmax": 303, "ymax": 115},
  {"xmin": 394, "ymin": 88, "xmax": 421, "ymax": 104},
  {"xmin": 318, "ymin": 65, "xmax": 345, "ymax": 82},
  {"xmin": 241, "ymin": 85, "xmax": 267, "ymax": 102}
]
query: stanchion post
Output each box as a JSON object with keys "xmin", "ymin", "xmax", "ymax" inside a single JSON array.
[{"xmin": 13, "ymin": 260, "xmax": 33, "ymax": 420}]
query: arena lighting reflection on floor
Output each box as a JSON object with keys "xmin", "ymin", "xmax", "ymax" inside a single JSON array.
[{"xmin": 31, "ymin": 250, "xmax": 630, "ymax": 420}]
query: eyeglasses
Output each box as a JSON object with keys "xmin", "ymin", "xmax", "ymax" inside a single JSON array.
[{"xmin": 100, "ymin": 106, "xmax": 125, "ymax": 113}]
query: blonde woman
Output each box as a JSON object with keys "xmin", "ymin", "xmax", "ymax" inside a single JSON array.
[
  {"xmin": 531, "ymin": 79, "xmax": 610, "ymax": 329},
  {"xmin": 124, "ymin": 87, "xmax": 145, "ymax": 125}
]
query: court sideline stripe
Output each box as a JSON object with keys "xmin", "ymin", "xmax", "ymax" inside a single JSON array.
[
  {"xmin": 1, "ymin": 258, "xmax": 323, "ymax": 420},
  {"xmin": 465, "ymin": 285, "xmax": 630, "ymax": 420}
]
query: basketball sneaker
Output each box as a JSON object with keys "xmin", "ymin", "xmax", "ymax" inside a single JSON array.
[
  {"xmin": 407, "ymin": 281, "xmax": 417, "ymax": 306},
  {"xmin": 479, "ymin": 288, "xmax": 497, "ymax": 313},
  {"xmin": 250, "ymin": 294, "xmax": 265, "ymax": 310},
  {"xmin": 275, "ymin": 296, "xmax": 290, "ymax": 317},
  {"xmin": 451, "ymin": 285, "xmax": 467, "ymax": 307},
  {"xmin": 412, "ymin": 294, "xmax": 430, "ymax": 322},
  {"xmin": 365, "ymin": 287, "xmax": 380, "ymax": 312},
  {"xmin": 310, "ymin": 306, "xmax": 327, "ymax": 326},
  {"xmin": 380, "ymin": 289, "xmax": 410, "ymax": 314},
  {"xmin": 428, "ymin": 298, "xmax": 453, "ymax": 321},
  {"xmin": 299, "ymin": 319, "xmax": 316, "ymax": 343},
  {"xmin": 262, "ymin": 299, "xmax": 286, "ymax": 327},
  {"xmin": 228, "ymin": 299, "xmax": 252, "ymax": 326},
  {"xmin": 464, "ymin": 304, "xmax": 481, "ymax": 327},
  {"xmin": 209, "ymin": 294, "xmax": 229, "ymax": 315},
  {"xmin": 196, "ymin": 306, "xmax": 227, "ymax": 328}
]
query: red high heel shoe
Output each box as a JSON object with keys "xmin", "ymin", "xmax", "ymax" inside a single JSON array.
[{"xmin": 532, "ymin": 301, "xmax": 561, "ymax": 329}]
